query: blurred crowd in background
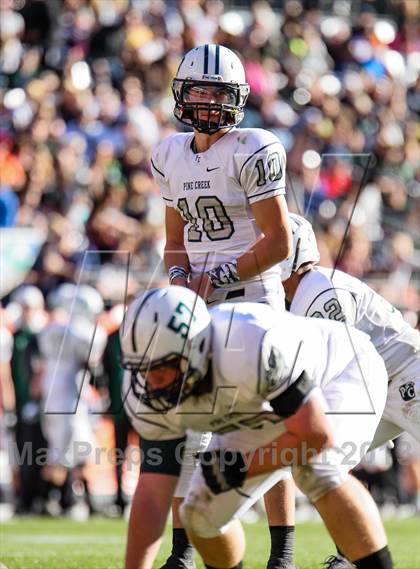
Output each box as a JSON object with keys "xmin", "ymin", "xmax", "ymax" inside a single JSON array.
[{"xmin": 0, "ymin": 0, "xmax": 419, "ymax": 520}]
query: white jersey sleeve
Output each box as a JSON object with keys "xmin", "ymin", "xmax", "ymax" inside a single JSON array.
[
  {"xmin": 38, "ymin": 323, "xmax": 63, "ymax": 360},
  {"xmin": 305, "ymin": 288, "xmax": 357, "ymax": 325},
  {"xmin": 0, "ymin": 326, "xmax": 13, "ymax": 363},
  {"xmin": 235, "ymin": 129, "xmax": 286, "ymax": 205},
  {"xmin": 210, "ymin": 302, "xmax": 278, "ymax": 403},
  {"xmin": 40, "ymin": 318, "xmax": 107, "ymax": 413},
  {"xmin": 39, "ymin": 320, "xmax": 106, "ymax": 367},
  {"xmin": 291, "ymin": 269, "xmax": 357, "ymax": 324},
  {"xmin": 51, "ymin": 319, "xmax": 107, "ymax": 366},
  {"xmin": 151, "ymin": 136, "xmax": 173, "ymax": 207},
  {"xmin": 257, "ymin": 316, "xmax": 321, "ymax": 405},
  {"xmin": 291, "ymin": 267, "xmax": 419, "ymax": 382},
  {"xmin": 210, "ymin": 304, "xmax": 318, "ymax": 403}
]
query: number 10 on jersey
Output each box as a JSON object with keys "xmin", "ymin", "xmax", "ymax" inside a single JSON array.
[{"xmin": 177, "ymin": 196, "xmax": 234, "ymax": 242}]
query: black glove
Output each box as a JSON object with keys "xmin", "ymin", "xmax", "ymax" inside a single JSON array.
[{"xmin": 197, "ymin": 449, "xmax": 248, "ymax": 494}]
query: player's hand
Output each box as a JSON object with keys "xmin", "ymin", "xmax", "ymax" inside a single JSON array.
[
  {"xmin": 187, "ymin": 274, "xmax": 214, "ymax": 300},
  {"xmin": 197, "ymin": 449, "xmax": 248, "ymax": 494}
]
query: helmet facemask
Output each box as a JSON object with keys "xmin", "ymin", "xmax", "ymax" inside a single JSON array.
[
  {"xmin": 124, "ymin": 350, "xmax": 208, "ymax": 412},
  {"xmin": 172, "ymin": 79, "xmax": 249, "ymax": 133}
]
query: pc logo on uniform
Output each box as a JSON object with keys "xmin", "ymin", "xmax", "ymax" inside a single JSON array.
[{"xmin": 399, "ymin": 381, "xmax": 415, "ymax": 402}]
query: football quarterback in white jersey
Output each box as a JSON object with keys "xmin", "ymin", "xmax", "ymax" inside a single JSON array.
[
  {"xmin": 152, "ymin": 44, "xmax": 291, "ymax": 309},
  {"xmin": 39, "ymin": 284, "xmax": 107, "ymax": 514},
  {"xmin": 120, "ymin": 286, "xmax": 394, "ymax": 569},
  {"xmin": 151, "ymin": 43, "xmax": 293, "ymax": 569}
]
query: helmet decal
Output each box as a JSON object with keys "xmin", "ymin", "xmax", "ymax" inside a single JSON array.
[
  {"xmin": 130, "ymin": 288, "xmax": 160, "ymax": 353},
  {"xmin": 204, "ymin": 43, "xmax": 209, "ymax": 74},
  {"xmin": 215, "ymin": 44, "xmax": 220, "ymax": 74}
]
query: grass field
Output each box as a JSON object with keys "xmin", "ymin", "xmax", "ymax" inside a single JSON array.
[{"xmin": 1, "ymin": 517, "xmax": 419, "ymax": 569}]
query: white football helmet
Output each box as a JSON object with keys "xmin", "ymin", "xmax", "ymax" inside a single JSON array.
[
  {"xmin": 47, "ymin": 283, "xmax": 103, "ymax": 321},
  {"xmin": 172, "ymin": 44, "xmax": 249, "ymax": 133},
  {"xmin": 77, "ymin": 285, "xmax": 104, "ymax": 320},
  {"xmin": 11, "ymin": 285, "xmax": 44, "ymax": 309},
  {"xmin": 120, "ymin": 286, "xmax": 212, "ymax": 411},
  {"xmin": 280, "ymin": 214, "xmax": 320, "ymax": 281},
  {"xmin": 47, "ymin": 283, "xmax": 77, "ymax": 313}
]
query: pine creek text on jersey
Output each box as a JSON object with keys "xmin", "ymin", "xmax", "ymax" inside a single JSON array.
[{"xmin": 183, "ymin": 179, "xmax": 211, "ymax": 191}]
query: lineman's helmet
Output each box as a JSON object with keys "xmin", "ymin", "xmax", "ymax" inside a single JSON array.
[
  {"xmin": 120, "ymin": 286, "xmax": 212, "ymax": 411},
  {"xmin": 172, "ymin": 44, "xmax": 249, "ymax": 134}
]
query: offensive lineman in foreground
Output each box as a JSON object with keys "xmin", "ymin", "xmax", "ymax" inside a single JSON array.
[
  {"xmin": 121, "ymin": 286, "xmax": 393, "ymax": 569},
  {"xmin": 277, "ymin": 213, "xmax": 420, "ymax": 569}
]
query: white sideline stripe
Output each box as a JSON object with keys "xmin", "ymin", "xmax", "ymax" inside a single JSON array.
[{"xmin": 6, "ymin": 535, "xmax": 125, "ymax": 544}]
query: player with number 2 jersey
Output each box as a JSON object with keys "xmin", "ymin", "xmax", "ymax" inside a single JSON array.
[{"xmin": 281, "ymin": 214, "xmax": 420, "ymax": 449}]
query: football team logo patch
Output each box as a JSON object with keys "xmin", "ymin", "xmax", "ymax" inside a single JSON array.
[
  {"xmin": 265, "ymin": 346, "xmax": 284, "ymax": 392},
  {"xmin": 399, "ymin": 381, "xmax": 415, "ymax": 401}
]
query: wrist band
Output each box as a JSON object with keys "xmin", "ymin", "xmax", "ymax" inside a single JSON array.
[
  {"xmin": 206, "ymin": 261, "xmax": 240, "ymax": 288},
  {"xmin": 169, "ymin": 266, "xmax": 189, "ymax": 283}
]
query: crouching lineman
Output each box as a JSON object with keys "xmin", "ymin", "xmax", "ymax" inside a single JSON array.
[
  {"xmin": 121, "ymin": 286, "xmax": 393, "ymax": 569},
  {"xmin": 280, "ymin": 214, "xmax": 419, "ymax": 449},
  {"xmin": 274, "ymin": 213, "xmax": 420, "ymax": 569}
]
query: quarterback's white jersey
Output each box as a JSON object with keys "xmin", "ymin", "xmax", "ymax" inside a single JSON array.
[
  {"xmin": 0, "ymin": 326, "xmax": 13, "ymax": 363},
  {"xmin": 124, "ymin": 302, "xmax": 381, "ymax": 442},
  {"xmin": 40, "ymin": 317, "xmax": 107, "ymax": 413},
  {"xmin": 290, "ymin": 267, "xmax": 420, "ymax": 382},
  {"xmin": 152, "ymin": 127, "xmax": 286, "ymax": 290}
]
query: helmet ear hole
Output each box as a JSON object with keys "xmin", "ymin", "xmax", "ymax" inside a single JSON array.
[
  {"xmin": 154, "ymin": 312, "xmax": 158, "ymax": 323},
  {"xmin": 199, "ymin": 338, "xmax": 205, "ymax": 353}
]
